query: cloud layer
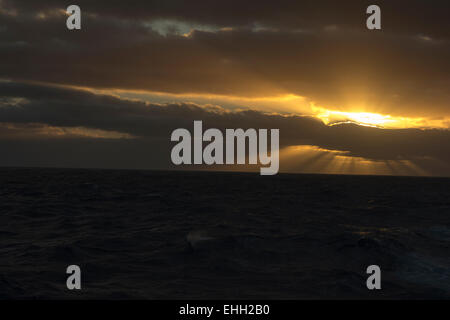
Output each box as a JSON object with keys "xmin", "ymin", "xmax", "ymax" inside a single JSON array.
[
  {"xmin": 2, "ymin": 1, "xmax": 450, "ymax": 175},
  {"xmin": 1, "ymin": 81, "xmax": 450, "ymax": 175},
  {"xmin": 1, "ymin": 0, "xmax": 450, "ymax": 118}
]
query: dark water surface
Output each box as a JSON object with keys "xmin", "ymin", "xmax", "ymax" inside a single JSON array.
[{"xmin": 0, "ymin": 168, "xmax": 449, "ymax": 299}]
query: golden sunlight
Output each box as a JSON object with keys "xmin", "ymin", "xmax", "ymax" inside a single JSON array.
[
  {"xmin": 280, "ymin": 145, "xmax": 429, "ymax": 176},
  {"xmin": 312, "ymin": 106, "xmax": 450, "ymax": 129},
  {"xmin": 86, "ymin": 86, "xmax": 450, "ymax": 130}
]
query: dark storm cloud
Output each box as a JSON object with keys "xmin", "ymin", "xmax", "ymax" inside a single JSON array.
[
  {"xmin": 1, "ymin": 81, "xmax": 450, "ymax": 175},
  {"xmin": 1, "ymin": 0, "xmax": 450, "ymax": 118},
  {"xmin": 4, "ymin": 0, "xmax": 450, "ymax": 38},
  {"xmin": 0, "ymin": 81, "xmax": 323, "ymax": 139}
]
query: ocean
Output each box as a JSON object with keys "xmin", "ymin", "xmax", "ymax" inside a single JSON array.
[{"xmin": 0, "ymin": 168, "xmax": 449, "ymax": 299}]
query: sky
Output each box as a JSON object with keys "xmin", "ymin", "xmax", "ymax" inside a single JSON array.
[{"xmin": 1, "ymin": 0, "xmax": 450, "ymax": 176}]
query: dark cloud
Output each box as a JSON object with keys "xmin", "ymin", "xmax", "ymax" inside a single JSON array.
[
  {"xmin": 1, "ymin": 81, "xmax": 450, "ymax": 175},
  {"xmin": 4, "ymin": 0, "xmax": 450, "ymax": 38},
  {"xmin": 1, "ymin": 1, "xmax": 450, "ymax": 118}
]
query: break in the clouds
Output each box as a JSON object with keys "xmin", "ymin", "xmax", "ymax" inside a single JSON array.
[
  {"xmin": 1, "ymin": 1, "xmax": 450, "ymax": 175},
  {"xmin": 1, "ymin": 81, "xmax": 450, "ymax": 176}
]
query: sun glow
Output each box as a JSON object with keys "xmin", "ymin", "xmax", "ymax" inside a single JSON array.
[
  {"xmin": 280, "ymin": 145, "xmax": 429, "ymax": 176},
  {"xmin": 312, "ymin": 106, "xmax": 449, "ymax": 129},
  {"xmin": 319, "ymin": 110, "xmax": 395, "ymax": 127},
  {"xmin": 76, "ymin": 85, "xmax": 450, "ymax": 129}
]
